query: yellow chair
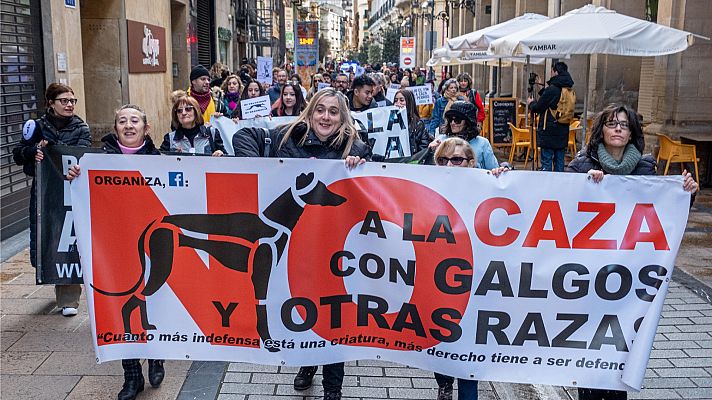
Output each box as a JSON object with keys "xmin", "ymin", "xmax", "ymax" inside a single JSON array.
[
  {"xmin": 656, "ymin": 133, "xmax": 700, "ymax": 178},
  {"xmin": 508, "ymin": 122, "xmax": 538, "ymax": 169},
  {"xmin": 568, "ymin": 120, "xmax": 581, "ymax": 156}
]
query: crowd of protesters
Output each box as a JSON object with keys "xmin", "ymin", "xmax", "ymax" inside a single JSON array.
[{"xmin": 13, "ymin": 58, "xmax": 699, "ymax": 400}]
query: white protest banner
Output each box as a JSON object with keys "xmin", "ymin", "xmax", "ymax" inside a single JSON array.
[
  {"xmin": 211, "ymin": 115, "xmax": 297, "ymax": 155},
  {"xmin": 257, "ymin": 56, "xmax": 273, "ymax": 85},
  {"xmin": 355, "ymin": 66, "xmax": 365, "ymax": 77},
  {"xmin": 240, "ymin": 95, "xmax": 272, "ymax": 120},
  {"xmin": 317, "ymin": 82, "xmax": 330, "ymax": 92},
  {"xmin": 406, "ymin": 85, "xmax": 434, "ymax": 105},
  {"xmin": 351, "ymin": 106, "xmax": 411, "ymax": 159},
  {"xmin": 71, "ymin": 155, "xmax": 689, "ymax": 391},
  {"xmin": 386, "ymin": 83, "xmax": 402, "ymax": 103}
]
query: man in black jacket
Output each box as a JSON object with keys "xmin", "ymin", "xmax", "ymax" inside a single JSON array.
[
  {"xmin": 528, "ymin": 61, "xmax": 574, "ymax": 172},
  {"xmin": 345, "ymin": 75, "xmax": 378, "ymax": 112}
]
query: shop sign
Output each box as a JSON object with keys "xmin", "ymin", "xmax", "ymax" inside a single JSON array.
[{"xmin": 127, "ymin": 20, "xmax": 167, "ymax": 73}]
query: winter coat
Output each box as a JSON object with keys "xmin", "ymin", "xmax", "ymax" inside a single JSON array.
[
  {"xmin": 462, "ymin": 89, "xmax": 486, "ymax": 123},
  {"xmin": 565, "ymin": 149, "xmax": 656, "ymax": 176},
  {"xmin": 346, "ymin": 90, "xmax": 378, "ymax": 112},
  {"xmin": 101, "ymin": 133, "xmax": 160, "ymax": 155},
  {"xmin": 529, "ymin": 71, "xmax": 574, "ymax": 150},
  {"xmin": 12, "ymin": 113, "xmax": 91, "ymax": 268},
  {"xmin": 160, "ymin": 125, "xmax": 225, "ymax": 155},
  {"xmin": 233, "ymin": 122, "xmax": 371, "ymax": 160},
  {"xmin": 410, "ymin": 119, "xmax": 431, "ymax": 154}
]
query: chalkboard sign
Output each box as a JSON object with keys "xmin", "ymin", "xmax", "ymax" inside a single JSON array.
[{"xmin": 489, "ymin": 97, "xmax": 517, "ymax": 146}]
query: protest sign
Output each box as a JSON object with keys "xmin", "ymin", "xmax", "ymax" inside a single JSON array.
[
  {"xmin": 351, "ymin": 106, "xmax": 411, "ymax": 159},
  {"xmin": 406, "ymin": 85, "xmax": 434, "ymax": 105},
  {"xmin": 240, "ymin": 95, "xmax": 272, "ymax": 120},
  {"xmin": 71, "ymin": 155, "xmax": 689, "ymax": 392},
  {"xmin": 317, "ymin": 82, "xmax": 330, "ymax": 92},
  {"xmin": 257, "ymin": 56, "xmax": 273, "ymax": 85},
  {"xmin": 211, "ymin": 115, "xmax": 297, "ymax": 155},
  {"xmin": 36, "ymin": 145, "xmax": 102, "ymax": 284}
]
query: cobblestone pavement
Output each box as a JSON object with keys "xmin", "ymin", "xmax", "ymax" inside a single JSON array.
[{"xmin": 2, "ymin": 190, "xmax": 711, "ymax": 400}]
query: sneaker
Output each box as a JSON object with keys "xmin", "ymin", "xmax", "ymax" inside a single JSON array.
[
  {"xmin": 437, "ymin": 383, "xmax": 453, "ymax": 400},
  {"xmin": 62, "ymin": 307, "xmax": 78, "ymax": 317},
  {"xmin": 293, "ymin": 366, "xmax": 318, "ymax": 390},
  {"xmin": 323, "ymin": 390, "xmax": 342, "ymax": 400}
]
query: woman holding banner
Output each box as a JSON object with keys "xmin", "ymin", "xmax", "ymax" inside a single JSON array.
[
  {"xmin": 394, "ymin": 89, "xmax": 431, "ymax": 154},
  {"xmin": 432, "ymin": 137, "xmax": 508, "ymax": 400},
  {"xmin": 12, "ymin": 82, "xmax": 91, "ymax": 317},
  {"xmin": 566, "ymin": 103, "xmax": 697, "ymax": 400},
  {"xmin": 233, "ymin": 87, "xmax": 370, "ymax": 400},
  {"xmin": 160, "ymin": 94, "xmax": 225, "ymax": 156},
  {"xmin": 271, "ymin": 83, "xmax": 307, "ymax": 117},
  {"xmin": 66, "ymin": 104, "xmax": 168, "ymax": 400}
]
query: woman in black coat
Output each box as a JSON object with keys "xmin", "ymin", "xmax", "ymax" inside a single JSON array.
[
  {"xmin": 566, "ymin": 103, "xmax": 697, "ymax": 400},
  {"xmin": 67, "ymin": 105, "xmax": 165, "ymax": 400},
  {"xmin": 394, "ymin": 88, "xmax": 431, "ymax": 154},
  {"xmin": 12, "ymin": 82, "xmax": 91, "ymax": 317},
  {"xmin": 233, "ymin": 87, "xmax": 369, "ymax": 400}
]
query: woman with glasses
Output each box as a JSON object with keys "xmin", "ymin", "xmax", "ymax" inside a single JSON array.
[
  {"xmin": 429, "ymin": 101, "xmax": 499, "ymax": 170},
  {"xmin": 566, "ymin": 103, "xmax": 698, "ymax": 400},
  {"xmin": 160, "ymin": 94, "xmax": 225, "ymax": 156},
  {"xmin": 12, "ymin": 82, "xmax": 91, "ymax": 317},
  {"xmin": 432, "ymin": 137, "xmax": 507, "ymax": 400},
  {"xmin": 307, "ymin": 73, "xmax": 324, "ymax": 101}
]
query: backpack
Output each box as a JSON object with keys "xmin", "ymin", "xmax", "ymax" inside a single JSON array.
[{"xmin": 549, "ymin": 87, "xmax": 576, "ymax": 124}]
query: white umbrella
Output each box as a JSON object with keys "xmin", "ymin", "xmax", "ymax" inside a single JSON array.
[
  {"xmin": 488, "ymin": 4, "xmax": 707, "ymax": 58},
  {"xmin": 487, "ymin": 4, "xmax": 709, "ymax": 168},
  {"xmin": 426, "ymin": 48, "xmax": 545, "ymax": 67},
  {"xmin": 447, "ymin": 13, "xmax": 549, "ymax": 51}
]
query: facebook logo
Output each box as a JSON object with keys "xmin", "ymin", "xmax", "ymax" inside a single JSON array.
[{"xmin": 168, "ymin": 172, "xmax": 184, "ymax": 187}]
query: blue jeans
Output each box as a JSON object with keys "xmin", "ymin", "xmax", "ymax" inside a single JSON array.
[
  {"xmin": 540, "ymin": 148, "xmax": 565, "ymax": 172},
  {"xmin": 434, "ymin": 373, "xmax": 479, "ymax": 400}
]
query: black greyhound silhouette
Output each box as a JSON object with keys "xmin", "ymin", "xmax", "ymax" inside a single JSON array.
[{"xmin": 91, "ymin": 172, "xmax": 346, "ymax": 351}]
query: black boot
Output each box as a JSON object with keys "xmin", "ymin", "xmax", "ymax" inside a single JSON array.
[
  {"xmin": 148, "ymin": 359, "xmax": 165, "ymax": 387},
  {"xmin": 117, "ymin": 375, "xmax": 144, "ymax": 400},
  {"xmin": 324, "ymin": 390, "xmax": 342, "ymax": 400},
  {"xmin": 293, "ymin": 366, "xmax": 318, "ymax": 390}
]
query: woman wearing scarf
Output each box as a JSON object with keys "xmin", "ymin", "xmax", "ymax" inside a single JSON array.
[
  {"xmin": 220, "ymin": 74, "xmax": 243, "ymax": 118},
  {"xmin": 428, "ymin": 79, "xmax": 466, "ymax": 136},
  {"xmin": 566, "ymin": 103, "xmax": 698, "ymax": 400}
]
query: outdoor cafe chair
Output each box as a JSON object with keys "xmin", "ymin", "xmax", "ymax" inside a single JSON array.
[
  {"xmin": 508, "ymin": 122, "xmax": 538, "ymax": 169},
  {"xmin": 656, "ymin": 133, "xmax": 700, "ymax": 179}
]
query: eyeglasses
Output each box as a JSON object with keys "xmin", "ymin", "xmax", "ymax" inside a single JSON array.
[
  {"xmin": 449, "ymin": 117, "xmax": 464, "ymax": 124},
  {"xmin": 176, "ymin": 106, "xmax": 195, "ymax": 114},
  {"xmin": 54, "ymin": 98, "xmax": 78, "ymax": 105},
  {"xmin": 604, "ymin": 120, "xmax": 630, "ymax": 130},
  {"xmin": 436, "ymin": 156, "xmax": 472, "ymax": 166}
]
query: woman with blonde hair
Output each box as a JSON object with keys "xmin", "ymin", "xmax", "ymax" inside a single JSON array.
[
  {"xmin": 232, "ymin": 88, "xmax": 371, "ymax": 400},
  {"xmin": 220, "ymin": 74, "xmax": 243, "ymax": 118}
]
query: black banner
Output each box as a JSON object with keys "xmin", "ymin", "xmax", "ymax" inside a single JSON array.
[{"xmin": 37, "ymin": 145, "xmax": 102, "ymax": 284}]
